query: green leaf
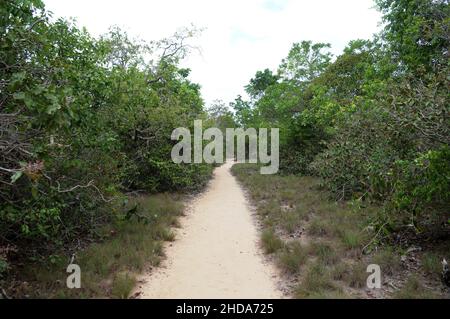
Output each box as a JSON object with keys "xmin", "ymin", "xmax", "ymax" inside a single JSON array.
[
  {"xmin": 10, "ymin": 171, "xmax": 23, "ymax": 183},
  {"xmin": 31, "ymin": 186, "xmax": 38, "ymax": 199},
  {"xmin": 46, "ymin": 103, "xmax": 60, "ymax": 114}
]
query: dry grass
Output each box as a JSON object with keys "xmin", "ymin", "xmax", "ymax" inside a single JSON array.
[
  {"xmin": 421, "ymin": 252, "xmax": 441, "ymax": 276},
  {"xmin": 111, "ymin": 272, "xmax": 136, "ymax": 299},
  {"xmin": 261, "ymin": 229, "xmax": 284, "ymax": 254},
  {"xmin": 393, "ymin": 276, "xmax": 439, "ymax": 299},
  {"xmin": 232, "ymin": 163, "xmax": 448, "ymax": 299},
  {"xmin": 295, "ymin": 262, "xmax": 342, "ymax": 298},
  {"xmin": 309, "ymin": 241, "xmax": 340, "ymax": 266},
  {"xmin": 370, "ymin": 247, "xmax": 401, "ymax": 276},
  {"xmin": 14, "ymin": 193, "xmax": 184, "ymax": 298}
]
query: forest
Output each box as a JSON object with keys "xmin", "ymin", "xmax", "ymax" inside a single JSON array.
[{"xmin": 0, "ymin": 0, "xmax": 449, "ymax": 298}]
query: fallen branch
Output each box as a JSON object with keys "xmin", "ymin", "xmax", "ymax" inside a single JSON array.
[
  {"xmin": 56, "ymin": 180, "xmax": 113, "ymax": 202},
  {"xmin": 362, "ymin": 221, "xmax": 388, "ymax": 254},
  {"xmin": 0, "ymin": 166, "xmax": 19, "ymax": 173}
]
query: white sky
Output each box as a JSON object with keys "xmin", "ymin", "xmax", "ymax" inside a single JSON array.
[{"xmin": 44, "ymin": 0, "xmax": 382, "ymax": 106}]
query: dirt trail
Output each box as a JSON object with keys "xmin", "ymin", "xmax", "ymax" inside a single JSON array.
[{"xmin": 135, "ymin": 160, "xmax": 282, "ymax": 299}]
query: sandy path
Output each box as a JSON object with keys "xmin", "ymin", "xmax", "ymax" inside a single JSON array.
[{"xmin": 135, "ymin": 160, "xmax": 282, "ymax": 299}]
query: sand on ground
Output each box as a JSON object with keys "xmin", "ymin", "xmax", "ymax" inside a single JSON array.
[{"xmin": 134, "ymin": 160, "xmax": 282, "ymax": 299}]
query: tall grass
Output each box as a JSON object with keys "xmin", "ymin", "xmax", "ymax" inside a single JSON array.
[
  {"xmin": 231, "ymin": 163, "xmax": 447, "ymax": 299},
  {"xmin": 15, "ymin": 193, "xmax": 184, "ymax": 298}
]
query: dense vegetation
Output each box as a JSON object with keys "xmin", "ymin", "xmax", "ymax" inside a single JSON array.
[
  {"xmin": 0, "ymin": 0, "xmax": 448, "ymax": 298},
  {"xmin": 0, "ymin": 0, "xmax": 212, "ymax": 271},
  {"xmin": 232, "ymin": 0, "xmax": 449, "ymax": 242},
  {"xmin": 232, "ymin": 164, "xmax": 449, "ymax": 298}
]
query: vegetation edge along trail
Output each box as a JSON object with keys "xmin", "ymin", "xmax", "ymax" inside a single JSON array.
[
  {"xmin": 1, "ymin": 0, "xmax": 449, "ymax": 298},
  {"xmin": 133, "ymin": 161, "xmax": 282, "ymax": 299},
  {"xmin": 232, "ymin": 164, "xmax": 449, "ymax": 298}
]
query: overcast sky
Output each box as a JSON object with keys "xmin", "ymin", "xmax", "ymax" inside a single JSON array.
[{"xmin": 44, "ymin": 0, "xmax": 382, "ymax": 106}]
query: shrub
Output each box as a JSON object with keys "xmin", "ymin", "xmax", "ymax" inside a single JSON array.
[
  {"xmin": 0, "ymin": 1, "xmax": 211, "ymax": 259},
  {"xmin": 261, "ymin": 229, "xmax": 284, "ymax": 254}
]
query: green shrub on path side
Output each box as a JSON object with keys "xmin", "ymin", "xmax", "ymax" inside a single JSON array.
[
  {"xmin": 261, "ymin": 230, "xmax": 284, "ymax": 254},
  {"xmin": 232, "ymin": 0, "xmax": 449, "ymax": 239}
]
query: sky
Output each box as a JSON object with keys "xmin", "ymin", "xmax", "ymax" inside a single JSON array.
[{"xmin": 43, "ymin": 0, "xmax": 382, "ymax": 106}]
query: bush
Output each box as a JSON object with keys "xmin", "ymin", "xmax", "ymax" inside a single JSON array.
[
  {"xmin": 278, "ymin": 242, "xmax": 307, "ymax": 274},
  {"xmin": 0, "ymin": 1, "xmax": 211, "ymax": 259},
  {"xmin": 311, "ymin": 68, "xmax": 449, "ymax": 233}
]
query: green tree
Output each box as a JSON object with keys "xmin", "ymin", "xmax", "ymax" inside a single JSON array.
[
  {"xmin": 376, "ymin": 0, "xmax": 450, "ymax": 72},
  {"xmin": 278, "ymin": 41, "xmax": 332, "ymax": 84},
  {"xmin": 245, "ymin": 69, "xmax": 279, "ymax": 99}
]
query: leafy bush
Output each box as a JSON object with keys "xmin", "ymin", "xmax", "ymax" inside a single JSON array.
[
  {"xmin": 0, "ymin": 1, "xmax": 211, "ymax": 257},
  {"xmin": 233, "ymin": 0, "xmax": 449, "ymax": 238},
  {"xmin": 311, "ymin": 67, "xmax": 449, "ymax": 232}
]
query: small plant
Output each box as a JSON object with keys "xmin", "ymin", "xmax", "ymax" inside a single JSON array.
[
  {"xmin": 330, "ymin": 262, "xmax": 349, "ymax": 281},
  {"xmin": 393, "ymin": 276, "xmax": 438, "ymax": 299},
  {"xmin": 343, "ymin": 262, "xmax": 367, "ymax": 288},
  {"xmin": 0, "ymin": 257, "xmax": 9, "ymax": 278},
  {"xmin": 340, "ymin": 230, "xmax": 364, "ymax": 250},
  {"xmin": 278, "ymin": 242, "xmax": 307, "ymax": 274},
  {"xmin": 307, "ymin": 219, "xmax": 332, "ymax": 236},
  {"xmin": 261, "ymin": 229, "xmax": 284, "ymax": 254},
  {"xmin": 280, "ymin": 212, "xmax": 302, "ymax": 234},
  {"xmin": 111, "ymin": 273, "xmax": 136, "ymax": 299},
  {"xmin": 421, "ymin": 253, "xmax": 441, "ymax": 276},
  {"xmin": 309, "ymin": 241, "xmax": 339, "ymax": 265},
  {"xmin": 295, "ymin": 262, "xmax": 336, "ymax": 297},
  {"xmin": 371, "ymin": 247, "xmax": 401, "ymax": 276}
]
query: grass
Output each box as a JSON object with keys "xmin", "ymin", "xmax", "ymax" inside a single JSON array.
[
  {"xmin": 393, "ymin": 276, "xmax": 439, "ymax": 299},
  {"xmin": 278, "ymin": 242, "xmax": 308, "ymax": 274},
  {"xmin": 232, "ymin": 163, "xmax": 372, "ymax": 297},
  {"xmin": 261, "ymin": 229, "xmax": 284, "ymax": 254},
  {"xmin": 371, "ymin": 247, "xmax": 401, "ymax": 276},
  {"xmin": 329, "ymin": 260, "xmax": 368, "ymax": 289},
  {"xmin": 309, "ymin": 242, "xmax": 339, "ymax": 266},
  {"xmin": 345, "ymin": 262, "xmax": 368, "ymax": 289},
  {"xmin": 307, "ymin": 219, "xmax": 333, "ymax": 237},
  {"xmin": 232, "ymin": 163, "xmax": 448, "ymax": 299},
  {"xmin": 280, "ymin": 212, "xmax": 303, "ymax": 234},
  {"xmin": 421, "ymin": 252, "xmax": 442, "ymax": 276},
  {"xmin": 339, "ymin": 229, "xmax": 365, "ymax": 250},
  {"xmin": 111, "ymin": 272, "xmax": 136, "ymax": 299},
  {"xmin": 13, "ymin": 193, "xmax": 184, "ymax": 298},
  {"xmin": 295, "ymin": 262, "xmax": 341, "ymax": 298},
  {"xmin": 330, "ymin": 262, "xmax": 349, "ymax": 281}
]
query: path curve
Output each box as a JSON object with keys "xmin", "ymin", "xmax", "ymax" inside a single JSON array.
[{"xmin": 135, "ymin": 160, "xmax": 282, "ymax": 299}]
